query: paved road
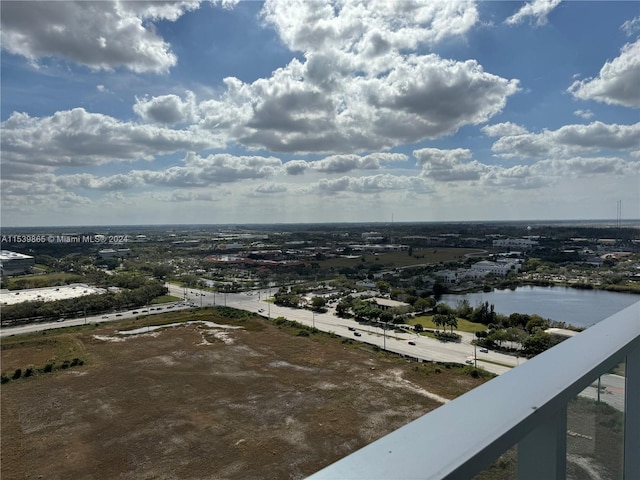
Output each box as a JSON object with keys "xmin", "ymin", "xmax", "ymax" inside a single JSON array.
[
  {"xmin": 2, "ymin": 283, "xmax": 625, "ymax": 412},
  {"xmin": 0, "ymin": 301, "xmax": 194, "ymax": 338},
  {"xmin": 167, "ymin": 284, "xmax": 520, "ymax": 375}
]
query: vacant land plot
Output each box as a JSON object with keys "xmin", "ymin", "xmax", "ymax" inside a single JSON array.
[{"xmin": 1, "ymin": 309, "xmax": 490, "ymax": 480}]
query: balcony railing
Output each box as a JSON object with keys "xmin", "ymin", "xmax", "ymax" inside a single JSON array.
[{"xmin": 308, "ymin": 301, "xmax": 640, "ymax": 480}]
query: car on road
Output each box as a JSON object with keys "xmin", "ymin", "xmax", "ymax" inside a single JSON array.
[
  {"xmin": 102, "ymin": 315, "xmax": 109, "ymax": 319},
  {"xmin": 465, "ymin": 359, "xmax": 474, "ymax": 364},
  {"xmin": 258, "ymin": 309, "xmax": 264, "ymax": 313},
  {"xmin": 408, "ymin": 341, "xmax": 416, "ymax": 346},
  {"xmin": 132, "ymin": 311, "xmax": 139, "ymax": 314},
  {"xmin": 116, "ymin": 314, "xmax": 122, "ymax": 317},
  {"xmin": 348, "ymin": 326, "xmax": 356, "ymax": 331},
  {"xmin": 479, "ymin": 348, "xmax": 489, "ymax": 353},
  {"xmin": 353, "ymin": 332, "xmax": 362, "ymax": 337}
]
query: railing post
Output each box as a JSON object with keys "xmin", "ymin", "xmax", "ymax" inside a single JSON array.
[
  {"xmin": 517, "ymin": 405, "xmax": 567, "ymax": 480},
  {"xmin": 624, "ymin": 344, "xmax": 640, "ymax": 480}
]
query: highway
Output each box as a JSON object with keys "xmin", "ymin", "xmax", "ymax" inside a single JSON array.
[{"xmin": 165, "ymin": 283, "xmax": 521, "ymax": 375}]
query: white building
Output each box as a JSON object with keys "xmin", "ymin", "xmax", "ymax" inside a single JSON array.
[
  {"xmin": 0, "ymin": 250, "xmax": 35, "ymax": 275},
  {"xmin": 471, "ymin": 260, "xmax": 519, "ymax": 276}
]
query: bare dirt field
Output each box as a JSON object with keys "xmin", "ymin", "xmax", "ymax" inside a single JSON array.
[{"xmin": 1, "ymin": 308, "xmax": 491, "ymax": 480}]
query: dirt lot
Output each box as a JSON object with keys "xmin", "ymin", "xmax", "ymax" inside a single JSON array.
[{"xmin": 1, "ymin": 308, "xmax": 490, "ymax": 480}]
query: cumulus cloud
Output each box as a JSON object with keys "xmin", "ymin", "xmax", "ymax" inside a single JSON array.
[
  {"xmin": 261, "ymin": 0, "xmax": 478, "ymax": 60},
  {"xmin": 309, "ymin": 152, "xmax": 407, "ymax": 173},
  {"xmin": 133, "ymin": 152, "xmax": 282, "ymax": 187},
  {"xmin": 134, "ymin": 91, "xmax": 199, "ymax": 125},
  {"xmin": 254, "ymin": 183, "xmax": 288, "ymax": 194},
  {"xmin": 0, "ymin": 1, "xmax": 205, "ymax": 73},
  {"xmin": 491, "ymin": 121, "xmax": 640, "ymax": 158},
  {"xmin": 568, "ymin": 39, "xmax": 640, "ymax": 108},
  {"xmin": 481, "ymin": 122, "xmax": 529, "ymax": 137},
  {"xmin": 573, "ymin": 109, "xmax": 594, "ymax": 119},
  {"xmin": 412, "ymin": 148, "xmax": 486, "ymax": 182},
  {"xmin": 229, "ymin": 53, "xmax": 519, "ymax": 153},
  {"xmin": 505, "ymin": 0, "xmax": 561, "ymax": 26},
  {"xmin": 0, "ymin": 108, "xmax": 219, "ymax": 170},
  {"xmin": 191, "ymin": 0, "xmax": 517, "ymax": 153},
  {"xmin": 284, "ymin": 160, "xmax": 309, "ymax": 175},
  {"xmin": 314, "ymin": 174, "xmax": 432, "ymax": 194}
]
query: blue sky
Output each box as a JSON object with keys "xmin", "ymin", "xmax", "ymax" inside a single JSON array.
[{"xmin": 1, "ymin": 0, "xmax": 639, "ymax": 227}]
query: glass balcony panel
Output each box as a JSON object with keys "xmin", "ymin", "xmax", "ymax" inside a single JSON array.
[{"xmin": 566, "ymin": 364, "xmax": 625, "ymax": 480}]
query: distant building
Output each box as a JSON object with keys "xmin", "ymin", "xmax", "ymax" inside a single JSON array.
[
  {"xmin": 471, "ymin": 260, "xmax": 519, "ymax": 276},
  {"xmin": 492, "ymin": 238, "xmax": 538, "ymax": 249},
  {"xmin": 369, "ymin": 297, "xmax": 410, "ymax": 311},
  {"xmin": 98, "ymin": 248, "xmax": 131, "ymax": 258},
  {"xmin": 0, "ymin": 250, "xmax": 35, "ymax": 275}
]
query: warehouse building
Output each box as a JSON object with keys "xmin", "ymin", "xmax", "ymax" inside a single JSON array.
[{"xmin": 0, "ymin": 250, "xmax": 35, "ymax": 276}]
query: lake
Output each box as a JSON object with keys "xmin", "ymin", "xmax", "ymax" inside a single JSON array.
[{"xmin": 439, "ymin": 286, "xmax": 640, "ymax": 328}]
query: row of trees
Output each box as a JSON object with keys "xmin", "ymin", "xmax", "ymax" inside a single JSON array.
[{"xmin": 1, "ymin": 279, "xmax": 167, "ymax": 325}]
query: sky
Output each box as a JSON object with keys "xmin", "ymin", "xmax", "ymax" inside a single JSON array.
[{"xmin": 1, "ymin": 0, "xmax": 639, "ymax": 227}]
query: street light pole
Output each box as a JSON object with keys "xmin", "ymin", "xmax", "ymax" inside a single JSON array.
[
  {"xmin": 312, "ymin": 311, "xmax": 315, "ymax": 329},
  {"xmin": 383, "ymin": 322, "xmax": 386, "ymax": 350}
]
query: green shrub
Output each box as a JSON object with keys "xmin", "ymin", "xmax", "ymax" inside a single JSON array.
[
  {"xmin": 24, "ymin": 367, "xmax": 34, "ymax": 378},
  {"xmin": 1, "ymin": 374, "xmax": 10, "ymax": 384},
  {"xmin": 43, "ymin": 363, "xmax": 54, "ymax": 373},
  {"xmin": 12, "ymin": 368, "xmax": 22, "ymax": 380},
  {"xmin": 296, "ymin": 330, "xmax": 310, "ymax": 337}
]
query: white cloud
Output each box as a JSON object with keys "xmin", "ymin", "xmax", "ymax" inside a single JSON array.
[
  {"xmin": 481, "ymin": 122, "xmax": 528, "ymax": 137},
  {"xmin": 309, "ymin": 152, "xmax": 407, "ymax": 173},
  {"xmin": 228, "ymin": 53, "xmax": 519, "ymax": 153},
  {"xmin": 568, "ymin": 39, "xmax": 640, "ymax": 108},
  {"xmin": 193, "ymin": 0, "xmax": 516, "ymax": 153},
  {"xmin": 505, "ymin": 0, "xmax": 561, "ymax": 26},
  {"xmin": 284, "ymin": 160, "xmax": 309, "ymax": 175},
  {"xmin": 134, "ymin": 91, "xmax": 198, "ymax": 125},
  {"xmin": 0, "ymin": 1, "xmax": 204, "ymax": 73},
  {"xmin": 136, "ymin": 153, "xmax": 282, "ymax": 187},
  {"xmin": 621, "ymin": 16, "xmax": 640, "ymax": 36},
  {"xmin": 0, "ymin": 108, "xmax": 219, "ymax": 170},
  {"xmin": 261, "ymin": 0, "xmax": 478, "ymax": 60},
  {"xmin": 254, "ymin": 183, "xmax": 288, "ymax": 194},
  {"xmin": 413, "ymin": 148, "xmax": 487, "ymax": 182},
  {"xmin": 315, "ymin": 174, "xmax": 433, "ymax": 194},
  {"xmin": 573, "ymin": 109, "xmax": 594, "ymax": 119},
  {"xmin": 491, "ymin": 121, "xmax": 640, "ymax": 158}
]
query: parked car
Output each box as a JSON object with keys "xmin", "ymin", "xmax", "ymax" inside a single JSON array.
[
  {"xmin": 354, "ymin": 332, "xmax": 362, "ymax": 337},
  {"xmin": 479, "ymin": 348, "xmax": 489, "ymax": 353},
  {"xmin": 408, "ymin": 341, "xmax": 416, "ymax": 346}
]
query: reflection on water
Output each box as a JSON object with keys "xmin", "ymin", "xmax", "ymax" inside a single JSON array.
[{"xmin": 439, "ymin": 286, "xmax": 639, "ymax": 328}]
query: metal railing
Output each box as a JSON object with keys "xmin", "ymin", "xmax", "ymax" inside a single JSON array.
[{"xmin": 308, "ymin": 301, "xmax": 640, "ymax": 480}]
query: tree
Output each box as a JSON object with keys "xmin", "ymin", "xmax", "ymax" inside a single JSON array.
[
  {"xmin": 311, "ymin": 296, "xmax": 327, "ymax": 311},
  {"xmin": 376, "ymin": 281, "xmax": 390, "ymax": 294},
  {"xmin": 335, "ymin": 300, "xmax": 351, "ymax": 317},
  {"xmin": 446, "ymin": 315, "xmax": 458, "ymax": 333},
  {"xmin": 379, "ymin": 311, "xmax": 394, "ymax": 324},
  {"xmin": 455, "ymin": 299, "xmax": 473, "ymax": 319},
  {"xmin": 413, "ymin": 297, "xmax": 433, "ymax": 313},
  {"xmin": 432, "ymin": 314, "xmax": 447, "ymax": 332}
]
